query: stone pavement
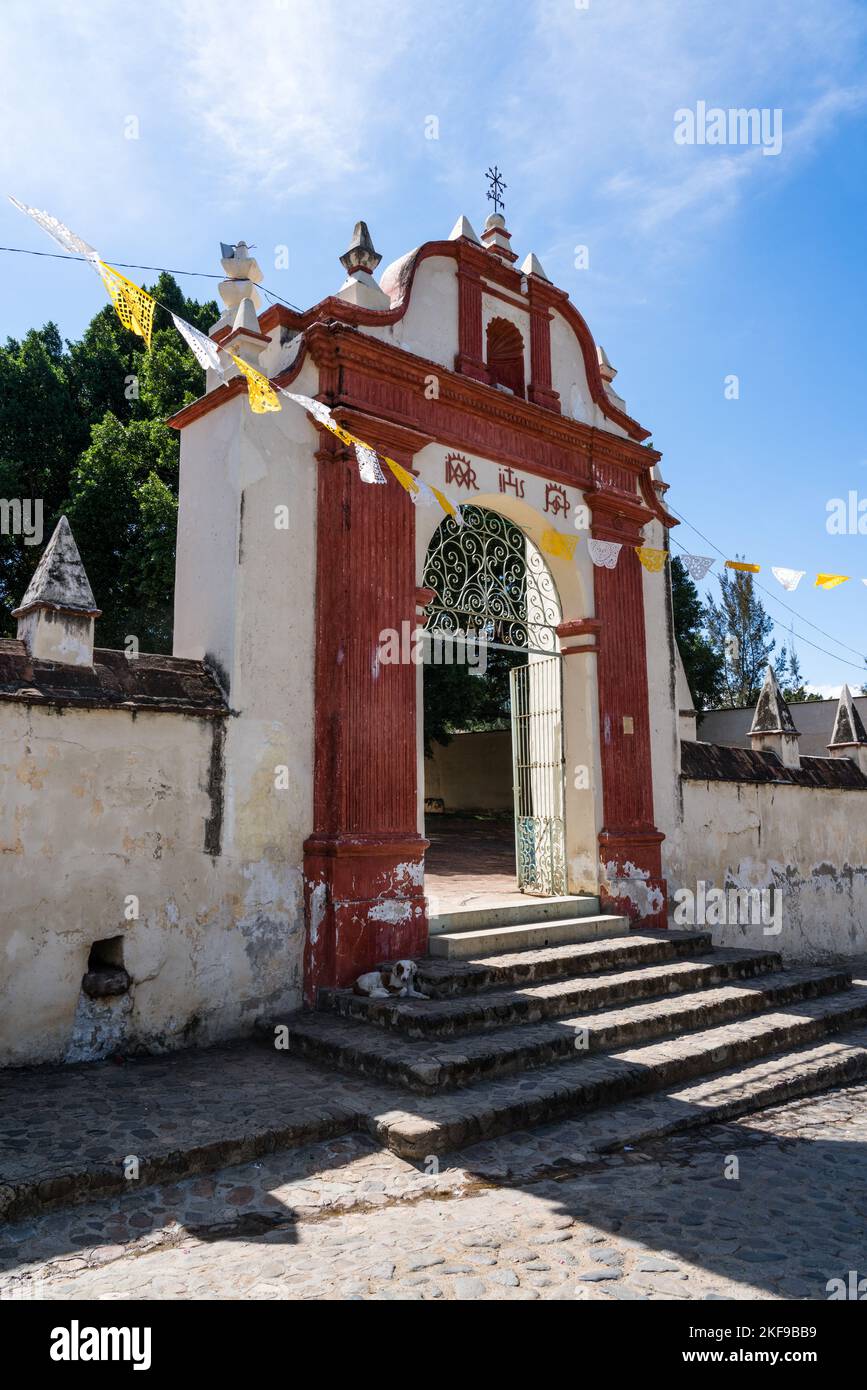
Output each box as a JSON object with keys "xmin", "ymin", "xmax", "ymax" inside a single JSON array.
[
  {"xmin": 2, "ymin": 1082, "xmax": 865, "ymax": 1301},
  {"xmin": 424, "ymin": 814, "xmax": 525, "ymax": 913},
  {"xmin": 0, "ymin": 1043, "xmax": 392, "ymax": 1219}
]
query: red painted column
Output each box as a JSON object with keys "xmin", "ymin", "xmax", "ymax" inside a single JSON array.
[
  {"xmin": 526, "ymin": 280, "xmax": 561, "ymax": 413},
  {"xmin": 302, "ymin": 418, "xmax": 429, "ymax": 1003},
  {"xmin": 590, "ymin": 505, "xmax": 667, "ymax": 928},
  {"xmin": 454, "ymin": 248, "xmax": 490, "ymax": 384}
]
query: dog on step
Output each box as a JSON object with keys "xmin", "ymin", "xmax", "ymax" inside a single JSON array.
[{"xmin": 354, "ymin": 959, "xmax": 429, "ymax": 1000}]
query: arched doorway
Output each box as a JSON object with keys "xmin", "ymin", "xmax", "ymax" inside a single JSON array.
[{"xmin": 421, "ymin": 505, "xmax": 566, "ymax": 902}]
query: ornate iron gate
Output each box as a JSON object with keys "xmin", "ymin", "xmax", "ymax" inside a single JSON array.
[
  {"xmin": 423, "ymin": 505, "xmax": 561, "ymax": 654},
  {"xmin": 423, "ymin": 505, "xmax": 566, "ymax": 898},
  {"xmin": 510, "ymin": 656, "xmax": 567, "ymax": 896}
]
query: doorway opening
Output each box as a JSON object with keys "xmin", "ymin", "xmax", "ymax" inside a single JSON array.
[{"xmin": 421, "ymin": 504, "xmax": 566, "ymax": 913}]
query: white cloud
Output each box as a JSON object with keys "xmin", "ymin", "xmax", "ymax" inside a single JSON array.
[
  {"xmin": 1, "ymin": 0, "xmax": 865, "ymax": 273},
  {"xmin": 806, "ymin": 684, "xmax": 845, "ymax": 701},
  {"xmin": 169, "ymin": 0, "xmax": 417, "ymax": 198}
]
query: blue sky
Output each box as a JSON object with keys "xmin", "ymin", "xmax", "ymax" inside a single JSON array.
[{"xmin": 2, "ymin": 0, "xmax": 867, "ymax": 693}]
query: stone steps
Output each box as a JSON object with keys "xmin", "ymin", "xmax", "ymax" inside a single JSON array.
[
  {"xmin": 369, "ymin": 987, "xmax": 867, "ymax": 1156},
  {"xmin": 331, "ymin": 928, "xmax": 715, "ymax": 1002},
  {"xmin": 318, "ymin": 946, "xmax": 782, "ymax": 1038},
  {"xmin": 509, "ymin": 1028, "xmax": 867, "ymax": 1164},
  {"xmin": 280, "ymin": 966, "xmax": 848, "ymax": 1092},
  {"xmin": 429, "ymin": 913, "xmax": 628, "ymax": 959},
  {"xmin": 428, "ymin": 894, "xmax": 601, "ymax": 936}
]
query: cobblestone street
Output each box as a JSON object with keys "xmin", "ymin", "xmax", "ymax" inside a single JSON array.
[{"xmin": 3, "ymin": 1082, "xmax": 865, "ymax": 1302}]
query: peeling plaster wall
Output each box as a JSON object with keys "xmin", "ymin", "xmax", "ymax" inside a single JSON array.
[
  {"xmin": 667, "ymin": 777, "xmax": 867, "ymax": 960},
  {"xmin": 2, "ymin": 363, "xmax": 317, "ymax": 1068},
  {"xmin": 0, "ymin": 704, "xmax": 301, "ymax": 1066}
]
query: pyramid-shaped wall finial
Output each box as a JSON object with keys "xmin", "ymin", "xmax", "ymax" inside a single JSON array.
[
  {"xmin": 336, "ymin": 220, "xmax": 389, "ymax": 309},
  {"xmin": 339, "ymin": 221, "xmax": 382, "ymax": 277},
  {"xmin": 749, "ymin": 664, "xmax": 800, "ymax": 768},
  {"xmin": 11, "ymin": 516, "xmax": 99, "ymax": 667},
  {"xmin": 448, "ymin": 214, "xmax": 481, "ymax": 245},
  {"xmin": 828, "ymin": 684, "xmax": 867, "ymax": 773},
  {"xmin": 13, "ymin": 516, "xmax": 98, "ymax": 617},
  {"xmin": 520, "ymin": 251, "xmax": 549, "ymax": 281}
]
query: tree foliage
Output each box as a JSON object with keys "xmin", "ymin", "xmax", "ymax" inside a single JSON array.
[
  {"xmin": 423, "ymin": 645, "xmax": 522, "ymax": 756},
  {"xmin": 0, "ymin": 275, "xmax": 217, "ymax": 652},
  {"xmin": 670, "ymin": 556, "xmax": 724, "ymax": 710},
  {"xmin": 671, "ymin": 557, "xmax": 819, "ymax": 710}
]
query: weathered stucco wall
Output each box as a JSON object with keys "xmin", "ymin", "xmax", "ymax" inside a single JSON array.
[
  {"xmin": 1, "ymin": 356, "xmax": 319, "ymax": 1067},
  {"xmin": 666, "ymin": 776, "xmax": 867, "ymax": 960},
  {"xmin": 0, "ymin": 702, "xmax": 301, "ymax": 1066}
]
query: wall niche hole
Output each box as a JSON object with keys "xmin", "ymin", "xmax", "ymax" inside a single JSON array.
[{"xmin": 83, "ymin": 935, "xmax": 131, "ymax": 999}]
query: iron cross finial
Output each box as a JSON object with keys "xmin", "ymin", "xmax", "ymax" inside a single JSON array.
[{"xmin": 485, "ymin": 165, "xmax": 507, "ymax": 217}]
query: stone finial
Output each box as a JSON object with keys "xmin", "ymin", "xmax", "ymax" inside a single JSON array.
[
  {"xmin": 597, "ymin": 344, "xmax": 616, "ymax": 383},
  {"xmin": 480, "ymin": 212, "xmax": 518, "ymax": 264},
  {"xmin": 339, "ymin": 221, "xmax": 382, "ymax": 277},
  {"xmin": 448, "ymin": 214, "xmax": 482, "ymax": 245},
  {"xmin": 597, "ymin": 345, "xmax": 627, "ymax": 410},
  {"xmin": 828, "ymin": 684, "xmax": 867, "ymax": 774},
  {"xmin": 520, "ymin": 251, "xmax": 549, "ymax": 281},
  {"xmin": 749, "ymin": 664, "xmax": 801, "ymax": 768},
  {"xmin": 336, "ymin": 220, "xmax": 390, "ymax": 310},
  {"xmin": 217, "ymin": 240, "xmax": 263, "ymax": 316},
  {"xmin": 11, "ymin": 515, "xmax": 100, "ymax": 667}
]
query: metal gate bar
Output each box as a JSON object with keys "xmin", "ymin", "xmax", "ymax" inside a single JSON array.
[{"xmin": 509, "ymin": 655, "xmax": 566, "ymax": 896}]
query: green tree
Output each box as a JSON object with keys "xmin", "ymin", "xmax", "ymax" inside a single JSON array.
[
  {"xmin": 423, "ymin": 644, "xmax": 521, "ymax": 755},
  {"xmin": 777, "ymin": 637, "xmax": 822, "ymax": 704},
  {"xmin": 0, "ymin": 275, "xmax": 217, "ymax": 651},
  {"xmin": 704, "ymin": 565, "xmax": 786, "ymax": 707},
  {"xmin": 669, "ymin": 556, "xmax": 723, "ymax": 710},
  {"xmin": 65, "ymin": 415, "xmax": 180, "ymax": 650}
]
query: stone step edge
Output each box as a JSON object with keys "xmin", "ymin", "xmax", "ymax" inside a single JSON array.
[
  {"xmin": 321, "ymin": 948, "xmax": 786, "ymax": 1037},
  {"xmin": 428, "ymin": 894, "xmax": 601, "ymax": 936},
  {"xmin": 371, "ymin": 990, "xmax": 867, "ymax": 1156},
  {"xmin": 429, "ymin": 914, "xmax": 628, "ymax": 958},
  {"xmin": 281, "ymin": 967, "xmax": 850, "ymax": 1092},
  {"xmin": 370, "ymin": 929, "xmax": 715, "ymax": 999},
  {"xmin": 500, "ymin": 1029, "xmax": 867, "ymax": 1169},
  {"xmin": 0, "ymin": 1105, "xmax": 365, "ymax": 1226}
]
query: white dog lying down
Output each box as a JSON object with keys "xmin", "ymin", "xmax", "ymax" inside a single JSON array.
[{"xmin": 354, "ymin": 959, "xmax": 429, "ymax": 1000}]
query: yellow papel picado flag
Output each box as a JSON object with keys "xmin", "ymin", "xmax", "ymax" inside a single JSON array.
[
  {"xmin": 383, "ymin": 455, "xmax": 422, "ymax": 498},
  {"xmin": 541, "ymin": 527, "xmax": 578, "ymax": 560},
  {"xmin": 97, "ymin": 262, "xmax": 156, "ymax": 349},
  {"xmin": 636, "ymin": 546, "xmax": 668, "ymax": 572},
  {"xmin": 725, "ymin": 560, "xmax": 760, "ymax": 573},
  {"xmin": 815, "ymin": 573, "xmax": 849, "ymax": 590},
  {"xmin": 230, "ymin": 354, "xmax": 281, "ymax": 414}
]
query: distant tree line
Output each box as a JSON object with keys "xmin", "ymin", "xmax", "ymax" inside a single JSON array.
[
  {"xmin": 671, "ymin": 556, "xmax": 828, "ymax": 711},
  {"xmin": 0, "ymin": 275, "xmax": 217, "ymax": 652}
]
